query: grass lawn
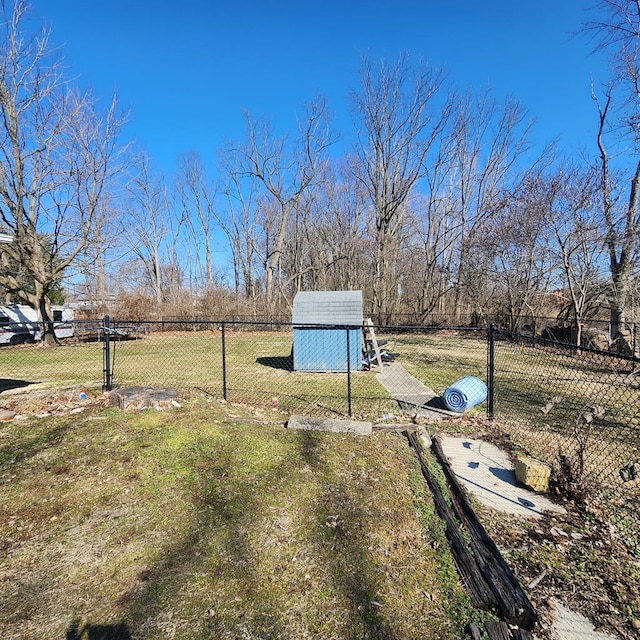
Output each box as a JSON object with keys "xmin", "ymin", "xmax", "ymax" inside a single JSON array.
[
  {"xmin": 0, "ymin": 341, "xmax": 104, "ymax": 388},
  {"xmin": 0, "ymin": 329, "xmax": 491, "ymax": 421},
  {"xmin": 3, "ymin": 333, "xmax": 640, "ymax": 637},
  {"xmin": 389, "ymin": 331, "xmax": 488, "ymax": 394},
  {"xmin": 0, "ymin": 394, "xmax": 479, "ymax": 640}
]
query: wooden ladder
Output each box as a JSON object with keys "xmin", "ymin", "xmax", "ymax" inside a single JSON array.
[{"xmin": 365, "ymin": 318, "xmax": 383, "ymax": 371}]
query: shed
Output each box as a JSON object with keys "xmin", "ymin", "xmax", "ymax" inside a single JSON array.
[{"xmin": 292, "ymin": 290, "xmax": 363, "ymax": 372}]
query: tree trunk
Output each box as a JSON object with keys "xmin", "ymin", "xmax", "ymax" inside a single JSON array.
[{"xmin": 36, "ymin": 287, "xmax": 58, "ymax": 346}]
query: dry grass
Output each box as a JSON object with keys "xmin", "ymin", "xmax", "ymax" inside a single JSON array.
[{"xmin": 0, "ymin": 392, "xmax": 479, "ymax": 640}]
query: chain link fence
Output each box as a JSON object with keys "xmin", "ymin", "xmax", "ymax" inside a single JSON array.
[
  {"xmin": 491, "ymin": 327, "xmax": 640, "ymax": 549},
  {"xmin": 1, "ymin": 318, "xmax": 639, "ymax": 543},
  {"xmin": 0, "ymin": 320, "xmax": 104, "ymax": 394},
  {"xmin": 99, "ymin": 320, "xmax": 488, "ymax": 420}
]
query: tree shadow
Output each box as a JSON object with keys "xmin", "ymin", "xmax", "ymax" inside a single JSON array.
[
  {"xmin": 295, "ymin": 429, "xmax": 323, "ymax": 466},
  {"xmin": 256, "ymin": 354, "xmax": 293, "ymax": 371},
  {"xmin": 0, "ymin": 378, "xmax": 34, "ymax": 393},
  {"xmin": 114, "ymin": 420, "xmax": 399, "ymax": 638},
  {"xmin": 290, "ymin": 430, "xmax": 397, "ymax": 638},
  {"xmin": 116, "ymin": 439, "xmax": 291, "ymax": 640},
  {"xmin": 0, "ymin": 423, "xmax": 71, "ymax": 467},
  {"xmin": 309, "ymin": 454, "xmax": 398, "ymax": 639},
  {"xmin": 66, "ymin": 619, "xmax": 131, "ymax": 639}
]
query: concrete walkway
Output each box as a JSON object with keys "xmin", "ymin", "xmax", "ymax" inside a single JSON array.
[
  {"xmin": 550, "ymin": 599, "xmax": 620, "ymax": 640},
  {"xmin": 439, "ymin": 436, "xmax": 566, "ymax": 519},
  {"xmin": 375, "ymin": 361, "xmax": 458, "ymax": 420}
]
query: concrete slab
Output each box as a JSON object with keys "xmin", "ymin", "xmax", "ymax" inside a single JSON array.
[
  {"xmin": 550, "ymin": 599, "xmax": 619, "ymax": 640},
  {"xmin": 287, "ymin": 415, "xmax": 372, "ymax": 436},
  {"xmin": 439, "ymin": 436, "xmax": 566, "ymax": 518},
  {"xmin": 376, "ymin": 361, "xmax": 458, "ymax": 420}
]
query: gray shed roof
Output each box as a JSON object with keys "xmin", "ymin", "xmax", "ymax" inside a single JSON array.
[{"xmin": 293, "ymin": 290, "xmax": 363, "ymax": 325}]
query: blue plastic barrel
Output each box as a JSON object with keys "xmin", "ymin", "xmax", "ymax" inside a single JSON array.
[{"xmin": 442, "ymin": 376, "xmax": 488, "ymax": 412}]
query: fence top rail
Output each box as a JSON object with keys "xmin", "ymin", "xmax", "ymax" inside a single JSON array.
[
  {"xmin": 84, "ymin": 317, "xmax": 491, "ymax": 333},
  {"xmin": 106, "ymin": 319, "xmax": 220, "ymax": 325}
]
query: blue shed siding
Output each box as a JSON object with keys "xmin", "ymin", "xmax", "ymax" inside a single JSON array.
[{"xmin": 293, "ymin": 327, "xmax": 362, "ymax": 372}]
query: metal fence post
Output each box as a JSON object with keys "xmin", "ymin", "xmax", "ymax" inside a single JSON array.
[
  {"xmin": 346, "ymin": 327, "xmax": 352, "ymax": 417},
  {"xmin": 221, "ymin": 321, "xmax": 227, "ymax": 401},
  {"xmin": 102, "ymin": 314, "xmax": 112, "ymax": 392},
  {"xmin": 487, "ymin": 323, "xmax": 495, "ymax": 418}
]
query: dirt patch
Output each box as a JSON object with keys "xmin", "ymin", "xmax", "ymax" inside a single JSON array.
[
  {"xmin": 480, "ymin": 505, "xmax": 640, "ymax": 638},
  {"xmin": 0, "ymin": 384, "xmax": 107, "ymax": 419}
]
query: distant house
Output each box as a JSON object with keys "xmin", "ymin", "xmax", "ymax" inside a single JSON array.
[{"xmin": 292, "ymin": 290, "xmax": 363, "ymax": 372}]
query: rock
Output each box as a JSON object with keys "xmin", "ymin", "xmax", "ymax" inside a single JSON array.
[
  {"xmin": 418, "ymin": 427, "xmax": 432, "ymax": 449},
  {"xmin": 515, "ymin": 456, "xmax": 551, "ymax": 493},
  {"xmin": 0, "ymin": 409, "xmax": 16, "ymax": 421}
]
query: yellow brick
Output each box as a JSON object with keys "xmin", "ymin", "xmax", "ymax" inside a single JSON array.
[{"xmin": 515, "ymin": 456, "xmax": 551, "ymax": 493}]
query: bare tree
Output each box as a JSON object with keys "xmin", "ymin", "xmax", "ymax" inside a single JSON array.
[
  {"xmin": 543, "ymin": 166, "xmax": 607, "ymax": 346},
  {"xmin": 73, "ymin": 194, "xmax": 124, "ymax": 313},
  {"xmin": 123, "ymin": 153, "xmax": 181, "ymax": 308},
  {"xmin": 351, "ymin": 54, "xmax": 449, "ymax": 322},
  {"xmin": 448, "ymin": 91, "xmax": 536, "ymax": 318},
  {"xmin": 300, "ymin": 157, "xmax": 371, "ymax": 293},
  {"xmin": 393, "ymin": 89, "xmax": 539, "ymax": 324},
  {"xmin": 218, "ymin": 148, "xmax": 262, "ymax": 304},
  {"xmin": 0, "ymin": 0, "xmax": 126, "ymax": 341},
  {"xmin": 477, "ymin": 187, "xmax": 555, "ymax": 332},
  {"xmin": 583, "ymin": 0, "xmax": 640, "ymax": 345},
  {"xmin": 400, "ymin": 191, "xmax": 458, "ymax": 323},
  {"xmin": 593, "ymin": 87, "xmax": 640, "ymax": 340},
  {"xmin": 175, "ymin": 152, "xmax": 218, "ymax": 293},
  {"xmin": 584, "ymin": 0, "xmax": 640, "ymax": 107},
  {"xmin": 223, "ymin": 97, "xmax": 335, "ymax": 313}
]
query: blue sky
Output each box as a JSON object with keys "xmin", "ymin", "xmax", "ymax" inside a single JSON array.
[{"xmin": 34, "ymin": 0, "xmax": 607, "ymax": 173}]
